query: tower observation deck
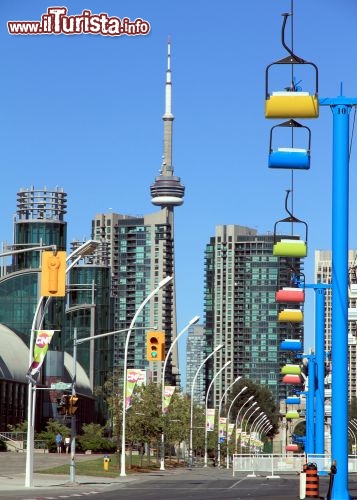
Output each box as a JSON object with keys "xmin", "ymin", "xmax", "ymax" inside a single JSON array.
[{"xmin": 151, "ymin": 38, "xmax": 185, "ymax": 208}]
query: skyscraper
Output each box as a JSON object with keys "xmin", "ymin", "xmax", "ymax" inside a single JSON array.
[
  {"xmin": 204, "ymin": 224, "xmax": 304, "ymax": 406},
  {"xmin": 92, "ymin": 40, "xmax": 184, "ymax": 385},
  {"xmin": 186, "ymin": 324, "xmax": 206, "ymax": 405},
  {"xmin": 315, "ymin": 249, "xmax": 357, "ymax": 400}
]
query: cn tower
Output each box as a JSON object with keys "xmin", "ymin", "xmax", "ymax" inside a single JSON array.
[{"xmin": 150, "ymin": 38, "xmax": 185, "ymax": 207}]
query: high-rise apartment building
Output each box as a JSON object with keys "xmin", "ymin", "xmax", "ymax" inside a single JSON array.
[
  {"xmin": 186, "ymin": 324, "xmax": 206, "ymax": 405},
  {"xmin": 315, "ymin": 249, "xmax": 357, "ymax": 400},
  {"xmin": 91, "ymin": 40, "xmax": 183, "ymax": 386},
  {"xmin": 204, "ymin": 224, "xmax": 304, "ymax": 406},
  {"xmin": 0, "ymin": 186, "xmax": 111, "ymax": 430}
]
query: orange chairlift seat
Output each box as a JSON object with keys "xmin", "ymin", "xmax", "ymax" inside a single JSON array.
[
  {"xmin": 268, "ymin": 120, "xmax": 311, "ymax": 170},
  {"xmin": 282, "ymin": 374, "xmax": 302, "ymax": 385},
  {"xmin": 286, "ymin": 444, "xmax": 299, "ymax": 452},
  {"xmin": 265, "ymin": 13, "xmax": 319, "ymax": 119},
  {"xmin": 276, "ymin": 287, "xmax": 305, "ymax": 303},
  {"xmin": 273, "ymin": 190, "xmax": 308, "ymax": 258}
]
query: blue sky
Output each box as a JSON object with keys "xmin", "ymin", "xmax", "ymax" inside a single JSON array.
[{"xmin": 1, "ymin": 1, "xmax": 357, "ymax": 389}]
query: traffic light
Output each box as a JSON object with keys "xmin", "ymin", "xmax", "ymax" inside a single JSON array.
[
  {"xmin": 40, "ymin": 250, "xmax": 66, "ymax": 297},
  {"xmin": 56, "ymin": 395, "xmax": 69, "ymax": 415},
  {"xmin": 146, "ymin": 331, "xmax": 165, "ymax": 361},
  {"xmin": 69, "ymin": 395, "xmax": 79, "ymax": 415}
]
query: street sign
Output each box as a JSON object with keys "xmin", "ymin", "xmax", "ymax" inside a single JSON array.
[{"xmin": 51, "ymin": 382, "xmax": 72, "ymax": 390}]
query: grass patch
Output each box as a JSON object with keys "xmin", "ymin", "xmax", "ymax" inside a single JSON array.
[{"xmin": 36, "ymin": 454, "xmax": 171, "ymax": 477}]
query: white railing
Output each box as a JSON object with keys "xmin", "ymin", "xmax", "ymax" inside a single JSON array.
[{"xmin": 232, "ymin": 454, "xmax": 357, "ymax": 476}]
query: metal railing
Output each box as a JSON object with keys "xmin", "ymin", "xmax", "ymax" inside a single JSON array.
[{"xmin": 232, "ymin": 454, "xmax": 357, "ymax": 476}]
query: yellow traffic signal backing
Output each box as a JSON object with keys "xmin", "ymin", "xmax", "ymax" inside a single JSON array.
[
  {"xmin": 69, "ymin": 395, "xmax": 79, "ymax": 415},
  {"xmin": 40, "ymin": 251, "xmax": 66, "ymax": 297},
  {"xmin": 146, "ymin": 331, "xmax": 165, "ymax": 361}
]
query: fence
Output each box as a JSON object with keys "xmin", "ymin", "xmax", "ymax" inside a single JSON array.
[{"xmin": 232, "ymin": 454, "xmax": 357, "ymax": 476}]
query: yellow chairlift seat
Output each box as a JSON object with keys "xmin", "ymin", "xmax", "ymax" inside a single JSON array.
[
  {"xmin": 265, "ymin": 92, "xmax": 319, "ymax": 119},
  {"xmin": 278, "ymin": 308, "xmax": 303, "ymax": 322},
  {"xmin": 276, "ymin": 287, "xmax": 305, "ymax": 303},
  {"xmin": 281, "ymin": 364, "xmax": 301, "ymax": 375},
  {"xmin": 265, "ymin": 13, "xmax": 319, "ymax": 119}
]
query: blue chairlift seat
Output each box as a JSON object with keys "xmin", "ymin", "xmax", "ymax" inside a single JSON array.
[{"xmin": 269, "ymin": 148, "xmax": 310, "ymax": 170}]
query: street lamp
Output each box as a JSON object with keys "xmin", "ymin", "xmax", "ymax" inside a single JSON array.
[
  {"xmin": 236, "ymin": 400, "xmax": 257, "ymax": 454},
  {"xmin": 202, "ymin": 361, "xmax": 232, "ymax": 468},
  {"xmin": 25, "ymin": 239, "xmax": 100, "ymax": 488},
  {"xmin": 348, "ymin": 427, "xmax": 357, "ymax": 455},
  {"xmin": 234, "ymin": 395, "xmax": 254, "ymax": 454},
  {"xmin": 225, "ymin": 386, "xmax": 247, "ymax": 469},
  {"xmin": 217, "ymin": 375, "xmax": 241, "ymax": 467},
  {"xmin": 250, "ymin": 414, "xmax": 268, "ymax": 454},
  {"xmin": 160, "ymin": 315, "xmax": 200, "ymax": 470},
  {"xmin": 189, "ymin": 343, "xmax": 224, "ymax": 468},
  {"xmin": 246, "ymin": 411, "xmax": 264, "ymax": 452},
  {"xmin": 70, "ymin": 326, "xmax": 146, "ymax": 483},
  {"xmin": 120, "ymin": 275, "xmax": 173, "ymax": 477},
  {"xmin": 242, "ymin": 407, "xmax": 260, "ymax": 453}
]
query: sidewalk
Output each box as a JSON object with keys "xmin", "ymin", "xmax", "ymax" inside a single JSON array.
[{"xmin": 0, "ymin": 452, "xmax": 139, "ymax": 491}]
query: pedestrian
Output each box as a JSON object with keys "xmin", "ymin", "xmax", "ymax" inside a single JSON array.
[
  {"xmin": 56, "ymin": 432, "xmax": 63, "ymax": 453},
  {"xmin": 64, "ymin": 435, "xmax": 71, "ymax": 454}
]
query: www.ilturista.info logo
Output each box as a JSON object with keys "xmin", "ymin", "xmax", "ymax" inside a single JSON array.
[{"xmin": 7, "ymin": 7, "xmax": 151, "ymax": 36}]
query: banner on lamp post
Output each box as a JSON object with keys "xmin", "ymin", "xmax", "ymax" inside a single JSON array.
[
  {"xmin": 219, "ymin": 417, "xmax": 227, "ymax": 442},
  {"xmin": 163, "ymin": 386, "xmax": 175, "ymax": 413},
  {"xmin": 206, "ymin": 408, "xmax": 215, "ymax": 432},
  {"xmin": 125, "ymin": 369, "xmax": 147, "ymax": 409},
  {"xmin": 227, "ymin": 423, "xmax": 235, "ymax": 441},
  {"xmin": 27, "ymin": 330, "xmax": 55, "ymax": 377}
]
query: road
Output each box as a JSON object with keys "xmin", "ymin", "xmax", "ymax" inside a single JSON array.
[{"xmin": 0, "ymin": 453, "xmax": 356, "ymax": 499}]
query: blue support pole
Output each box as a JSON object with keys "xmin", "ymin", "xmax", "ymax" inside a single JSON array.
[
  {"xmin": 315, "ymin": 287, "xmax": 326, "ymax": 456},
  {"xmin": 320, "ymin": 95, "xmax": 357, "ymax": 500},
  {"xmin": 305, "ymin": 355, "xmax": 315, "ymax": 455}
]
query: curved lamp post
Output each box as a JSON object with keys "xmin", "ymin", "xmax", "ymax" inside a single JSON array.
[
  {"xmin": 25, "ymin": 239, "xmax": 100, "ymax": 488},
  {"xmin": 238, "ymin": 401, "xmax": 257, "ymax": 454},
  {"xmin": 120, "ymin": 275, "xmax": 173, "ymax": 477},
  {"xmin": 160, "ymin": 315, "xmax": 200, "ymax": 470},
  {"xmin": 189, "ymin": 343, "xmax": 224, "ymax": 467},
  {"xmin": 252, "ymin": 414, "xmax": 268, "ymax": 444},
  {"xmin": 249, "ymin": 411, "xmax": 268, "ymax": 450},
  {"xmin": 247, "ymin": 411, "xmax": 265, "ymax": 452},
  {"xmin": 234, "ymin": 395, "xmax": 254, "ymax": 454},
  {"xmin": 202, "ymin": 361, "xmax": 232, "ymax": 467},
  {"xmin": 216, "ymin": 375, "xmax": 241, "ymax": 467},
  {"xmin": 225, "ymin": 386, "xmax": 247, "ymax": 469},
  {"xmin": 243, "ymin": 407, "xmax": 260, "ymax": 453}
]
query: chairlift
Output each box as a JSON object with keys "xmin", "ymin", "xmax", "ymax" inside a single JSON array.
[
  {"xmin": 273, "ymin": 190, "xmax": 308, "ymax": 258},
  {"xmin": 268, "ymin": 120, "xmax": 311, "ymax": 170},
  {"xmin": 282, "ymin": 374, "xmax": 302, "ymax": 385},
  {"xmin": 285, "ymin": 396, "xmax": 301, "ymax": 405},
  {"xmin": 265, "ymin": 13, "xmax": 319, "ymax": 119},
  {"xmin": 286, "ymin": 444, "xmax": 299, "ymax": 452},
  {"xmin": 278, "ymin": 308, "xmax": 303, "ymax": 322},
  {"xmin": 281, "ymin": 364, "xmax": 302, "ymax": 375},
  {"xmin": 285, "ymin": 410, "xmax": 300, "ymax": 419},
  {"xmin": 276, "ymin": 287, "xmax": 305, "ymax": 303},
  {"xmin": 279, "ymin": 339, "xmax": 303, "ymax": 352}
]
